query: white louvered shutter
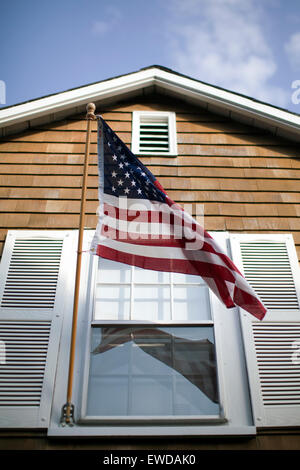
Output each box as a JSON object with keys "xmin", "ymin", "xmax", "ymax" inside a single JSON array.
[
  {"xmin": 0, "ymin": 230, "xmax": 76, "ymax": 428},
  {"xmin": 131, "ymin": 111, "xmax": 177, "ymax": 155},
  {"xmin": 230, "ymin": 234, "xmax": 300, "ymax": 427}
]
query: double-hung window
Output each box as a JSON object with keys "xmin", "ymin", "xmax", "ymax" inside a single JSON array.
[{"xmin": 80, "ymin": 257, "xmax": 221, "ymax": 423}]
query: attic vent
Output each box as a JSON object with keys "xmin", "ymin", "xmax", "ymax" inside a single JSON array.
[
  {"xmin": 131, "ymin": 111, "xmax": 177, "ymax": 156},
  {"xmin": 0, "ymin": 321, "xmax": 51, "ymax": 406},
  {"xmin": 240, "ymin": 241, "xmax": 299, "ymax": 310},
  {"xmin": 1, "ymin": 238, "xmax": 63, "ymax": 309},
  {"xmin": 139, "ymin": 114, "xmax": 169, "ymax": 153},
  {"xmin": 253, "ymin": 323, "xmax": 300, "ymax": 406}
]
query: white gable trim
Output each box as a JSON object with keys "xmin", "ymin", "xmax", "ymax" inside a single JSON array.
[{"xmin": 1, "ymin": 66, "xmax": 300, "ymax": 141}]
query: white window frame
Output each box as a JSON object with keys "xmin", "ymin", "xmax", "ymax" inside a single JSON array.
[
  {"xmin": 131, "ymin": 111, "xmax": 177, "ymax": 156},
  {"xmin": 49, "ymin": 231, "xmax": 256, "ymax": 437}
]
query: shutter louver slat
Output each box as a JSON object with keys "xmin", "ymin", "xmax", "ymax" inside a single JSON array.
[
  {"xmin": 139, "ymin": 116, "xmax": 169, "ymax": 154},
  {"xmin": 253, "ymin": 322, "xmax": 300, "ymax": 406},
  {"xmin": 0, "ymin": 321, "xmax": 51, "ymax": 407},
  {"xmin": 1, "ymin": 238, "xmax": 63, "ymax": 309},
  {"xmin": 240, "ymin": 241, "xmax": 299, "ymax": 310}
]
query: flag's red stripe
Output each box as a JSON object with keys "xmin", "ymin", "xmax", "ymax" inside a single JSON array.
[
  {"xmin": 233, "ymin": 287, "xmax": 267, "ymax": 320},
  {"xmin": 154, "ymin": 180, "xmax": 167, "ymax": 194}
]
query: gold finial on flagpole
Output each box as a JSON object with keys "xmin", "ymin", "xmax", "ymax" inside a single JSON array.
[{"xmin": 86, "ymin": 102, "xmax": 96, "ymax": 120}]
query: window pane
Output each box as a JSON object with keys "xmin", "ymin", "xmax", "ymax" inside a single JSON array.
[
  {"xmin": 94, "ymin": 286, "xmax": 130, "ymax": 320},
  {"xmin": 134, "ymin": 267, "xmax": 170, "ymax": 284},
  {"xmin": 87, "ymin": 327, "xmax": 130, "ymax": 415},
  {"xmin": 97, "ymin": 258, "xmax": 131, "ymax": 284},
  {"xmin": 173, "ymin": 286, "xmax": 211, "ymax": 321},
  {"xmin": 86, "ymin": 326, "xmax": 219, "ymax": 417},
  {"xmin": 172, "ymin": 272, "xmax": 206, "ymax": 284},
  {"xmin": 133, "ymin": 286, "xmax": 171, "ymax": 321}
]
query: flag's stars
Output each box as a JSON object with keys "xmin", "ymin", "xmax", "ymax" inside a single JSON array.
[
  {"xmin": 120, "ymin": 154, "xmax": 126, "ymax": 160},
  {"xmin": 113, "ymin": 136, "xmax": 117, "ymax": 142},
  {"xmin": 112, "ymin": 154, "xmax": 117, "ymax": 161},
  {"xmin": 112, "ymin": 186, "xmax": 116, "ymax": 192},
  {"xmin": 111, "ymin": 171, "xmax": 117, "ymax": 178},
  {"xmin": 117, "ymin": 145, "xmax": 122, "ymax": 151},
  {"xmin": 119, "ymin": 162, "xmax": 124, "ymax": 169},
  {"xmin": 124, "ymin": 162, "xmax": 129, "ymax": 166},
  {"xmin": 108, "ymin": 142, "xmax": 111, "ymax": 147},
  {"xmin": 131, "ymin": 180, "xmax": 136, "ymax": 186},
  {"xmin": 141, "ymin": 172, "xmax": 146, "ymax": 177},
  {"xmin": 118, "ymin": 179, "xmax": 123, "ymax": 186},
  {"xmin": 137, "ymin": 188, "xmax": 142, "ymax": 195},
  {"xmin": 125, "ymin": 172, "xmax": 130, "ymax": 178},
  {"xmin": 124, "ymin": 187, "xmax": 130, "ymax": 195}
]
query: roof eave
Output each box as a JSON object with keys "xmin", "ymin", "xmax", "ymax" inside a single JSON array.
[
  {"xmin": 0, "ymin": 67, "xmax": 300, "ymax": 141},
  {"xmin": 0, "ymin": 68, "xmax": 157, "ymax": 128}
]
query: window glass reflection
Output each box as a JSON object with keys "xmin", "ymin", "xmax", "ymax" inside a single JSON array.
[{"xmin": 87, "ymin": 326, "xmax": 219, "ymax": 417}]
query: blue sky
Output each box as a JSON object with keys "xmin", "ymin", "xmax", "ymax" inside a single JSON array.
[{"xmin": 1, "ymin": 0, "xmax": 300, "ymax": 113}]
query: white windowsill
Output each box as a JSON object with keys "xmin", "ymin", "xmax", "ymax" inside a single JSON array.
[{"xmin": 48, "ymin": 424, "xmax": 256, "ymax": 438}]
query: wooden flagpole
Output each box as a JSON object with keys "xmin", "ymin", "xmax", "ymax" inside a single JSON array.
[{"xmin": 61, "ymin": 102, "xmax": 96, "ymax": 425}]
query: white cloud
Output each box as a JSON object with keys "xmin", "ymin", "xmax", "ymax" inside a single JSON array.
[
  {"xmin": 165, "ymin": 0, "xmax": 289, "ymax": 108},
  {"xmin": 92, "ymin": 6, "xmax": 121, "ymax": 36},
  {"xmin": 285, "ymin": 32, "xmax": 300, "ymax": 69}
]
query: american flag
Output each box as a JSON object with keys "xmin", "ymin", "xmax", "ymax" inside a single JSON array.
[
  {"xmin": 91, "ymin": 118, "xmax": 267, "ymax": 320},
  {"xmin": 93, "ymin": 326, "xmax": 219, "ymax": 404}
]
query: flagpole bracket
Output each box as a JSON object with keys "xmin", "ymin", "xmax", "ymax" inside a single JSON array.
[{"xmin": 60, "ymin": 402, "xmax": 75, "ymax": 427}]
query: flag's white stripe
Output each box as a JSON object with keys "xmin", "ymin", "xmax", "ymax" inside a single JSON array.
[
  {"xmin": 232, "ymin": 271, "xmax": 261, "ymax": 298},
  {"xmin": 101, "ymin": 237, "xmax": 214, "ymax": 263}
]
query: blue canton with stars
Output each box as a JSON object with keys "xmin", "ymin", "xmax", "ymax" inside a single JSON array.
[{"xmin": 100, "ymin": 118, "xmax": 166, "ymax": 203}]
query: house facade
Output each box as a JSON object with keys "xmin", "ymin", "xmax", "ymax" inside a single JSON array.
[{"xmin": 0, "ymin": 66, "xmax": 299, "ymax": 450}]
